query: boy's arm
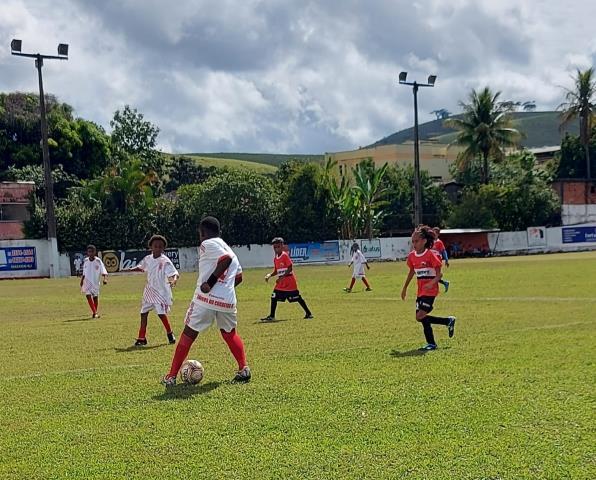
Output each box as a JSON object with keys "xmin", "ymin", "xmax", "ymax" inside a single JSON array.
[
  {"xmin": 265, "ymin": 267, "xmax": 278, "ymax": 281},
  {"xmin": 423, "ymin": 266, "xmax": 443, "ymax": 290},
  {"xmin": 401, "ymin": 269, "xmax": 415, "ymax": 300},
  {"xmin": 235, "ymin": 272, "xmax": 243, "ymax": 287},
  {"xmin": 200, "ymin": 256, "xmax": 232, "ymax": 293},
  {"xmin": 79, "ymin": 274, "xmax": 84, "ymax": 287}
]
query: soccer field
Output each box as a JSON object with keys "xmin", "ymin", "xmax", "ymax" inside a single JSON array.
[{"xmin": 0, "ymin": 252, "xmax": 594, "ymax": 479}]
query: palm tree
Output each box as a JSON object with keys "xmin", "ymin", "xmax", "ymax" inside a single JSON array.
[
  {"xmin": 352, "ymin": 162, "xmax": 389, "ymax": 239},
  {"xmin": 445, "ymin": 87, "xmax": 522, "ymax": 184},
  {"xmin": 559, "ymin": 68, "xmax": 596, "ymax": 180}
]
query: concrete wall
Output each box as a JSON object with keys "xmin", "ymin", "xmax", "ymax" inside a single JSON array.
[{"xmin": 561, "ymin": 204, "xmax": 596, "ymax": 225}]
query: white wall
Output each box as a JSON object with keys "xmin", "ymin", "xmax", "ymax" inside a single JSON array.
[
  {"xmin": 562, "ymin": 205, "xmax": 596, "ymax": 225},
  {"xmin": 0, "ymin": 239, "xmax": 51, "ymax": 278}
]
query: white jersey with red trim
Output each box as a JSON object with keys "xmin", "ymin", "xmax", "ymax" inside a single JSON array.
[
  {"xmin": 137, "ymin": 254, "xmax": 179, "ymax": 306},
  {"xmin": 81, "ymin": 257, "xmax": 107, "ymax": 296},
  {"xmin": 194, "ymin": 237, "xmax": 242, "ymax": 312},
  {"xmin": 351, "ymin": 250, "xmax": 367, "ymax": 278}
]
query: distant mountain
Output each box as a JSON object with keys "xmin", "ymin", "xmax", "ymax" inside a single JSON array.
[
  {"xmin": 183, "ymin": 152, "xmax": 324, "ymax": 168},
  {"xmin": 369, "ymin": 111, "xmax": 579, "ymax": 149}
]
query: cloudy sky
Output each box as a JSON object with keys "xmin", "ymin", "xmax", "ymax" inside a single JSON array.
[{"xmin": 1, "ymin": 0, "xmax": 595, "ymax": 154}]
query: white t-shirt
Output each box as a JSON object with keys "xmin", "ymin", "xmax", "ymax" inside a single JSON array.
[
  {"xmin": 81, "ymin": 257, "xmax": 108, "ymax": 296},
  {"xmin": 194, "ymin": 237, "xmax": 242, "ymax": 313},
  {"xmin": 137, "ymin": 254, "xmax": 179, "ymax": 306},
  {"xmin": 351, "ymin": 250, "xmax": 367, "ymax": 278}
]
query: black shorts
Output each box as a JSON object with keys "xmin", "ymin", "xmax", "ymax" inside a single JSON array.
[
  {"xmin": 416, "ymin": 296, "xmax": 435, "ymax": 313},
  {"xmin": 272, "ymin": 289, "xmax": 301, "ymax": 303}
]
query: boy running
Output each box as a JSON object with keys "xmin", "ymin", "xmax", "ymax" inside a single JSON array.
[
  {"xmin": 431, "ymin": 227, "xmax": 450, "ymax": 292},
  {"xmin": 261, "ymin": 237, "xmax": 313, "ymax": 322},
  {"xmin": 344, "ymin": 242, "xmax": 371, "ymax": 292},
  {"xmin": 79, "ymin": 245, "xmax": 108, "ymax": 318},
  {"xmin": 128, "ymin": 235, "xmax": 179, "ymax": 346},
  {"xmin": 161, "ymin": 216, "xmax": 250, "ymax": 386},
  {"xmin": 401, "ymin": 225, "xmax": 456, "ymax": 351}
]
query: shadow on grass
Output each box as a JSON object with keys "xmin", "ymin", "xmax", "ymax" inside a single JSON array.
[
  {"xmin": 390, "ymin": 346, "xmax": 452, "ymax": 358},
  {"xmin": 114, "ymin": 343, "xmax": 168, "ymax": 353},
  {"xmin": 254, "ymin": 318, "xmax": 288, "ymax": 324},
  {"xmin": 153, "ymin": 381, "xmax": 221, "ymax": 401},
  {"xmin": 63, "ymin": 317, "xmax": 94, "ymax": 323}
]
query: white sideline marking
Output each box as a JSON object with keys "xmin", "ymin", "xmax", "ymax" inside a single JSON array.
[{"xmin": 0, "ymin": 363, "xmax": 160, "ymax": 382}]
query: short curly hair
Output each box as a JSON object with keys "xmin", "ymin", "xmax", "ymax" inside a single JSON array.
[{"xmin": 148, "ymin": 234, "xmax": 168, "ymax": 248}]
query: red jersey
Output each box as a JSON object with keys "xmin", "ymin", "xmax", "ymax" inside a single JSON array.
[
  {"xmin": 274, "ymin": 251, "xmax": 298, "ymax": 291},
  {"xmin": 406, "ymin": 249, "xmax": 442, "ymax": 297},
  {"xmin": 431, "ymin": 238, "xmax": 446, "ymax": 261}
]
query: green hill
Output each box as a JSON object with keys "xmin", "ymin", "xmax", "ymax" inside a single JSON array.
[
  {"xmin": 185, "ymin": 152, "xmax": 324, "ymax": 168},
  {"xmin": 370, "ymin": 111, "xmax": 579, "ymax": 148},
  {"xmin": 183, "ymin": 154, "xmax": 278, "ymax": 174}
]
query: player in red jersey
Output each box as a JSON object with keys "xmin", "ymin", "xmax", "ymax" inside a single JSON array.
[
  {"xmin": 401, "ymin": 225, "xmax": 456, "ymax": 350},
  {"xmin": 260, "ymin": 237, "xmax": 313, "ymax": 322},
  {"xmin": 431, "ymin": 227, "xmax": 450, "ymax": 292}
]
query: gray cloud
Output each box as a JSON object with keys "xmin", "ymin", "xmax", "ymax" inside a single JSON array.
[{"xmin": 1, "ymin": 0, "xmax": 595, "ymax": 154}]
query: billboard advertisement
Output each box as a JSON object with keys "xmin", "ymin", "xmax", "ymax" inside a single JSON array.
[
  {"xmin": 359, "ymin": 239, "xmax": 382, "ymax": 258},
  {"xmin": 562, "ymin": 226, "xmax": 596, "ymax": 244},
  {"xmin": 288, "ymin": 241, "xmax": 340, "ymax": 263},
  {"xmin": 68, "ymin": 248, "xmax": 180, "ymax": 275},
  {"xmin": 0, "ymin": 246, "xmax": 37, "ymax": 271}
]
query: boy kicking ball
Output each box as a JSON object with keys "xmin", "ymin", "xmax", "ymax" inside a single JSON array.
[
  {"xmin": 127, "ymin": 235, "xmax": 179, "ymax": 346},
  {"xmin": 401, "ymin": 225, "xmax": 456, "ymax": 351},
  {"xmin": 80, "ymin": 245, "xmax": 108, "ymax": 318},
  {"xmin": 161, "ymin": 216, "xmax": 250, "ymax": 387}
]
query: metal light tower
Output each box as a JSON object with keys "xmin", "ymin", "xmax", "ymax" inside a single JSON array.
[
  {"xmin": 399, "ymin": 72, "xmax": 437, "ymax": 226},
  {"xmin": 11, "ymin": 39, "xmax": 68, "ymax": 278}
]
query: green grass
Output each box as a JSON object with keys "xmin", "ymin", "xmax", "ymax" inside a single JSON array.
[
  {"xmin": 186, "ymin": 152, "xmax": 324, "ymax": 168},
  {"xmin": 184, "ymin": 154, "xmax": 279, "ymax": 174},
  {"xmin": 0, "ymin": 252, "xmax": 594, "ymax": 479}
]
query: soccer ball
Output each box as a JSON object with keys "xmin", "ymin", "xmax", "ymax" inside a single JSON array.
[{"xmin": 180, "ymin": 359, "xmax": 204, "ymax": 385}]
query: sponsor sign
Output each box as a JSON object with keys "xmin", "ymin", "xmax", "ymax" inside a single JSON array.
[
  {"xmin": 562, "ymin": 226, "xmax": 596, "ymax": 244},
  {"xmin": 527, "ymin": 226, "xmax": 547, "ymax": 247},
  {"xmin": 359, "ymin": 239, "xmax": 382, "ymax": 258},
  {"xmin": 288, "ymin": 241, "xmax": 340, "ymax": 263},
  {"xmin": 0, "ymin": 246, "xmax": 37, "ymax": 271},
  {"xmin": 68, "ymin": 248, "xmax": 180, "ymax": 275}
]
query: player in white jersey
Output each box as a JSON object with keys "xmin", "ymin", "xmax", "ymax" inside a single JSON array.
[
  {"xmin": 343, "ymin": 242, "xmax": 371, "ymax": 292},
  {"xmin": 161, "ymin": 216, "xmax": 251, "ymax": 387},
  {"xmin": 127, "ymin": 235, "xmax": 179, "ymax": 346},
  {"xmin": 79, "ymin": 245, "xmax": 108, "ymax": 318}
]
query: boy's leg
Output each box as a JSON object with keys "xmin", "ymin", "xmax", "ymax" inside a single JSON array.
[
  {"xmin": 296, "ymin": 296, "xmax": 312, "ymax": 317},
  {"xmin": 86, "ymin": 295, "xmax": 96, "ymax": 315},
  {"xmin": 346, "ymin": 278, "xmax": 356, "ymax": 290},
  {"xmin": 421, "ymin": 318, "xmax": 436, "ymax": 345},
  {"xmin": 93, "ymin": 296, "xmax": 99, "ymax": 310},
  {"xmin": 138, "ymin": 312, "xmax": 149, "ymax": 340},
  {"xmin": 362, "ymin": 277, "xmax": 371, "ymax": 289},
  {"xmin": 425, "ymin": 315, "xmax": 450, "ymax": 326},
  {"xmin": 157, "ymin": 313, "xmax": 173, "ymax": 334},
  {"xmin": 220, "ymin": 328, "xmax": 247, "ymax": 370},
  {"xmin": 167, "ymin": 325, "xmax": 199, "ymax": 378}
]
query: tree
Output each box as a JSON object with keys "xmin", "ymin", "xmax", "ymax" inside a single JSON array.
[
  {"xmin": 559, "ymin": 68, "xmax": 596, "ymax": 180},
  {"xmin": 430, "ymin": 108, "xmax": 451, "ymax": 120},
  {"xmin": 165, "ymin": 156, "xmax": 218, "ymax": 192},
  {"xmin": 557, "ymin": 128, "xmax": 596, "ymax": 178},
  {"xmin": 445, "ymin": 87, "xmax": 522, "ymax": 184},
  {"xmin": 352, "ymin": 161, "xmax": 389, "ymax": 239},
  {"xmin": 110, "ymin": 105, "xmax": 165, "ymax": 181},
  {"xmin": 522, "ymin": 101, "xmax": 536, "ymax": 112}
]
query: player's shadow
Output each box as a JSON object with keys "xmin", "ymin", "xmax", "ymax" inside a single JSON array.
[
  {"xmin": 114, "ymin": 343, "xmax": 168, "ymax": 353},
  {"xmin": 63, "ymin": 317, "xmax": 94, "ymax": 323},
  {"xmin": 255, "ymin": 318, "xmax": 288, "ymax": 324},
  {"xmin": 389, "ymin": 348, "xmax": 429, "ymax": 358},
  {"xmin": 153, "ymin": 381, "xmax": 220, "ymax": 401}
]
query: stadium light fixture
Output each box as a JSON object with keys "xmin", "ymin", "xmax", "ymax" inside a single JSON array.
[
  {"xmin": 397, "ymin": 72, "xmax": 437, "ymax": 226},
  {"xmin": 11, "ymin": 39, "xmax": 69, "ymax": 278}
]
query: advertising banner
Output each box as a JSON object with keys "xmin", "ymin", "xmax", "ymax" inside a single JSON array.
[
  {"xmin": 527, "ymin": 226, "xmax": 547, "ymax": 247},
  {"xmin": 68, "ymin": 248, "xmax": 180, "ymax": 275},
  {"xmin": 562, "ymin": 226, "xmax": 596, "ymax": 244},
  {"xmin": 359, "ymin": 239, "xmax": 382, "ymax": 258},
  {"xmin": 288, "ymin": 241, "xmax": 340, "ymax": 263},
  {"xmin": 0, "ymin": 246, "xmax": 37, "ymax": 271}
]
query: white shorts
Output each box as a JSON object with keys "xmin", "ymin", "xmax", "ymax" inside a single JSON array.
[
  {"xmin": 184, "ymin": 301, "xmax": 237, "ymax": 333},
  {"xmin": 140, "ymin": 301, "xmax": 171, "ymax": 315},
  {"xmin": 81, "ymin": 287, "xmax": 100, "ymax": 297}
]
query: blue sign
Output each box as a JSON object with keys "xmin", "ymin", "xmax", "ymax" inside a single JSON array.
[
  {"xmin": 562, "ymin": 226, "xmax": 596, "ymax": 243},
  {"xmin": 0, "ymin": 246, "xmax": 37, "ymax": 271},
  {"xmin": 288, "ymin": 241, "xmax": 340, "ymax": 263}
]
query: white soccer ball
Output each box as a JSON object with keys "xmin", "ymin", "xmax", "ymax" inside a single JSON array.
[{"xmin": 180, "ymin": 359, "xmax": 204, "ymax": 385}]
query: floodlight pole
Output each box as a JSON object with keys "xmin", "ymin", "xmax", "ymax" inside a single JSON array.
[
  {"xmin": 399, "ymin": 72, "xmax": 436, "ymax": 227},
  {"xmin": 11, "ymin": 41, "xmax": 68, "ymax": 278}
]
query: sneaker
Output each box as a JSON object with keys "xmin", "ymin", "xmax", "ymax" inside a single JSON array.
[
  {"xmin": 304, "ymin": 314, "xmax": 314, "ymax": 319},
  {"xmin": 160, "ymin": 375, "xmax": 176, "ymax": 388},
  {"xmin": 444, "ymin": 280, "xmax": 450, "ymax": 293},
  {"xmin": 233, "ymin": 366, "xmax": 251, "ymax": 383},
  {"xmin": 448, "ymin": 316, "xmax": 456, "ymax": 338},
  {"xmin": 343, "ymin": 288, "xmax": 351, "ymax": 293},
  {"xmin": 134, "ymin": 338, "xmax": 147, "ymax": 346},
  {"xmin": 419, "ymin": 343, "xmax": 437, "ymax": 351},
  {"xmin": 260, "ymin": 316, "xmax": 275, "ymax": 322},
  {"xmin": 365, "ymin": 287, "xmax": 372, "ymax": 291},
  {"xmin": 167, "ymin": 332, "xmax": 176, "ymax": 344}
]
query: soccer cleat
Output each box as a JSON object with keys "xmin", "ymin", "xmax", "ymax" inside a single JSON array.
[
  {"xmin": 160, "ymin": 375, "xmax": 176, "ymax": 388},
  {"xmin": 343, "ymin": 288, "xmax": 352, "ymax": 293},
  {"xmin": 304, "ymin": 314, "xmax": 314, "ymax": 319},
  {"xmin": 419, "ymin": 343, "xmax": 437, "ymax": 351},
  {"xmin": 233, "ymin": 366, "xmax": 251, "ymax": 383},
  {"xmin": 365, "ymin": 287, "xmax": 372, "ymax": 291},
  {"xmin": 260, "ymin": 315, "xmax": 275, "ymax": 322},
  {"xmin": 444, "ymin": 280, "xmax": 450, "ymax": 293},
  {"xmin": 448, "ymin": 316, "xmax": 456, "ymax": 338},
  {"xmin": 167, "ymin": 332, "xmax": 176, "ymax": 344},
  {"xmin": 134, "ymin": 338, "xmax": 148, "ymax": 346}
]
